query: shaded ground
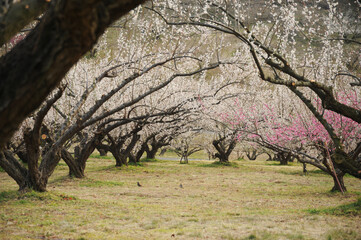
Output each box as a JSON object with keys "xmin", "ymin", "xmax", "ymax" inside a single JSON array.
[{"xmin": 0, "ymin": 157, "xmax": 360, "ymax": 240}]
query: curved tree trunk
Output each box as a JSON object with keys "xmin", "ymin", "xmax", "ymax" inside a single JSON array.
[
  {"xmin": 246, "ymin": 149, "xmax": 258, "ymax": 160},
  {"xmin": 14, "ymin": 145, "xmax": 29, "ymax": 163},
  {"xmin": 130, "ymin": 144, "xmax": 147, "ymax": 163},
  {"xmin": 331, "ymin": 171, "xmax": 347, "ymax": 192},
  {"xmin": 265, "ymin": 152, "xmax": 273, "ymax": 161},
  {"xmin": 0, "ymin": 0, "xmax": 147, "ymax": 149},
  {"xmin": 61, "ymin": 149, "xmax": 85, "ymax": 178},
  {"xmin": 0, "ymin": 150, "xmax": 28, "ymax": 191}
]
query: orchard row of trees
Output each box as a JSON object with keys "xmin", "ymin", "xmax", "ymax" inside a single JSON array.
[
  {"xmin": 0, "ymin": 0, "xmax": 241, "ymax": 191},
  {"xmin": 0, "ymin": 0, "xmax": 360, "ymax": 193},
  {"xmin": 149, "ymin": 0, "xmax": 361, "ymax": 191}
]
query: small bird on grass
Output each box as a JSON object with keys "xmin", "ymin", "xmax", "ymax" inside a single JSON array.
[
  {"xmin": 137, "ymin": 182, "xmax": 142, "ymax": 187},
  {"xmin": 179, "ymin": 183, "xmax": 183, "ymax": 188}
]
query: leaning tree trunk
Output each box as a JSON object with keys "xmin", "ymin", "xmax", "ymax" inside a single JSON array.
[
  {"xmin": 61, "ymin": 149, "xmax": 85, "ymax": 178},
  {"xmin": 331, "ymin": 170, "xmax": 347, "ymax": 192},
  {"xmin": 14, "ymin": 145, "xmax": 29, "ymax": 163},
  {"xmin": 130, "ymin": 144, "xmax": 147, "ymax": 163},
  {"xmin": 61, "ymin": 134, "xmax": 99, "ymax": 178},
  {"xmin": 0, "ymin": 0, "xmax": 147, "ymax": 149},
  {"xmin": 0, "ymin": 150, "xmax": 29, "ymax": 191}
]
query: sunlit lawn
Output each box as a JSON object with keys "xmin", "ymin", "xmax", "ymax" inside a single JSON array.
[{"xmin": 0, "ymin": 155, "xmax": 360, "ymax": 240}]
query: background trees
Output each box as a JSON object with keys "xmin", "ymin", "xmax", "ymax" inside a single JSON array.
[
  {"xmin": 150, "ymin": 0, "xmax": 361, "ymax": 178},
  {"xmin": 0, "ymin": 1, "xmax": 360, "ymax": 194},
  {"xmin": 0, "ymin": 3, "xmax": 227, "ymax": 191}
]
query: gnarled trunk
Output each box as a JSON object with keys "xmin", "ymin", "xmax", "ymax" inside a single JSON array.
[
  {"xmin": 1, "ymin": 148, "xmax": 61, "ymax": 192},
  {"xmin": 212, "ymin": 137, "xmax": 236, "ymax": 163}
]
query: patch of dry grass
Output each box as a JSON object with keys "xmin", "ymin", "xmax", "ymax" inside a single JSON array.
[{"xmin": 0, "ymin": 157, "xmax": 360, "ymax": 240}]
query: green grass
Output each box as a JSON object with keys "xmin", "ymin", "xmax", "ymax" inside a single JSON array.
[
  {"xmin": 89, "ymin": 153, "xmax": 114, "ymax": 159},
  {"xmin": 78, "ymin": 178, "xmax": 124, "ymax": 187},
  {"xmin": 198, "ymin": 161, "xmax": 239, "ymax": 168},
  {"xmin": 0, "ymin": 158, "xmax": 360, "ymax": 240},
  {"xmin": 160, "ymin": 149, "xmax": 209, "ymax": 160},
  {"xmin": 307, "ymin": 198, "xmax": 361, "ymax": 216},
  {"xmin": 0, "ymin": 190, "xmax": 75, "ymax": 204},
  {"xmin": 140, "ymin": 157, "xmax": 159, "ymax": 162}
]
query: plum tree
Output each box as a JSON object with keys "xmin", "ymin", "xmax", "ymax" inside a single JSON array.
[
  {"xmin": 0, "ymin": 0, "xmax": 149, "ymax": 149},
  {"xmin": 150, "ymin": 0, "xmax": 361, "ymax": 178}
]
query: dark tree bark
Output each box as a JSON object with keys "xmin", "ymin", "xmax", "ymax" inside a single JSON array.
[
  {"xmin": 0, "ymin": 0, "xmax": 49, "ymax": 47},
  {"xmin": 96, "ymin": 146, "xmax": 108, "ymax": 156},
  {"xmin": 275, "ymin": 151, "xmax": 292, "ymax": 165},
  {"xmin": 145, "ymin": 145, "xmax": 158, "ymax": 160},
  {"xmin": 0, "ymin": 0, "xmax": 147, "ymax": 149},
  {"xmin": 61, "ymin": 140, "xmax": 97, "ymax": 179},
  {"xmin": 246, "ymin": 149, "xmax": 261, "ymax": 161},
  {"xmin": 0, "ymin": 86, "xmax": 65, "ymax": 191},
  {"xmin": 159, "ymin": 148, "xmax": 167, "ymax": 156},
  {"xmin": 120, "ymin": 133, "xmax": 140, "ymax": 165},
  {"xmin": 212, "ymin": 136, "xmax": 237, "ymax": 163},
  {"xmin": 14, "ymin": 144, "xmax": 29, "ymax": 163},
  {"xmin": 331, "ymin": 170, "xmax": 347, "ymax": 192},
  {"xmin": 302, "ymin": 163, "xmax": 307, "ymax": 174},
  {"xmin": 61, "ymin": 148, "xmax": 85, "ymax": 178},
  {"xmin": 61, "ymin": 129, "xmax": 110, "ymax": 178},
  {"xmin": 0, "ymin": 150, "xmax": 28, "ymax": 190},
  {"xmin": 129, "ymin": 134, "xmax": 160, "ymax": 163},
  {"xmin": 129, "ymin": 139, "xmax": 148, "ymax": 164},
  {"xmin": 145, "ymin": 135, "xmax": 171, "ymax": 159},
  {"xmin": 101, "ymin": 126, "xmax": 143, "ymax": 167},
  {"xmin": 179, "ymin": 154, "xmax": 189, "ymax": 164}
]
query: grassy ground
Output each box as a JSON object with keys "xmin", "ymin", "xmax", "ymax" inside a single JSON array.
[{"xmin": 0, "ymin": 155, "xmax": 360, "ymax": 240}]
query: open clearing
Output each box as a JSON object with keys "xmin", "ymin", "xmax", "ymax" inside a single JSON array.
[{"xmin": 1, "ymin": 156, "xmax": 360, "ymax": 240}]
